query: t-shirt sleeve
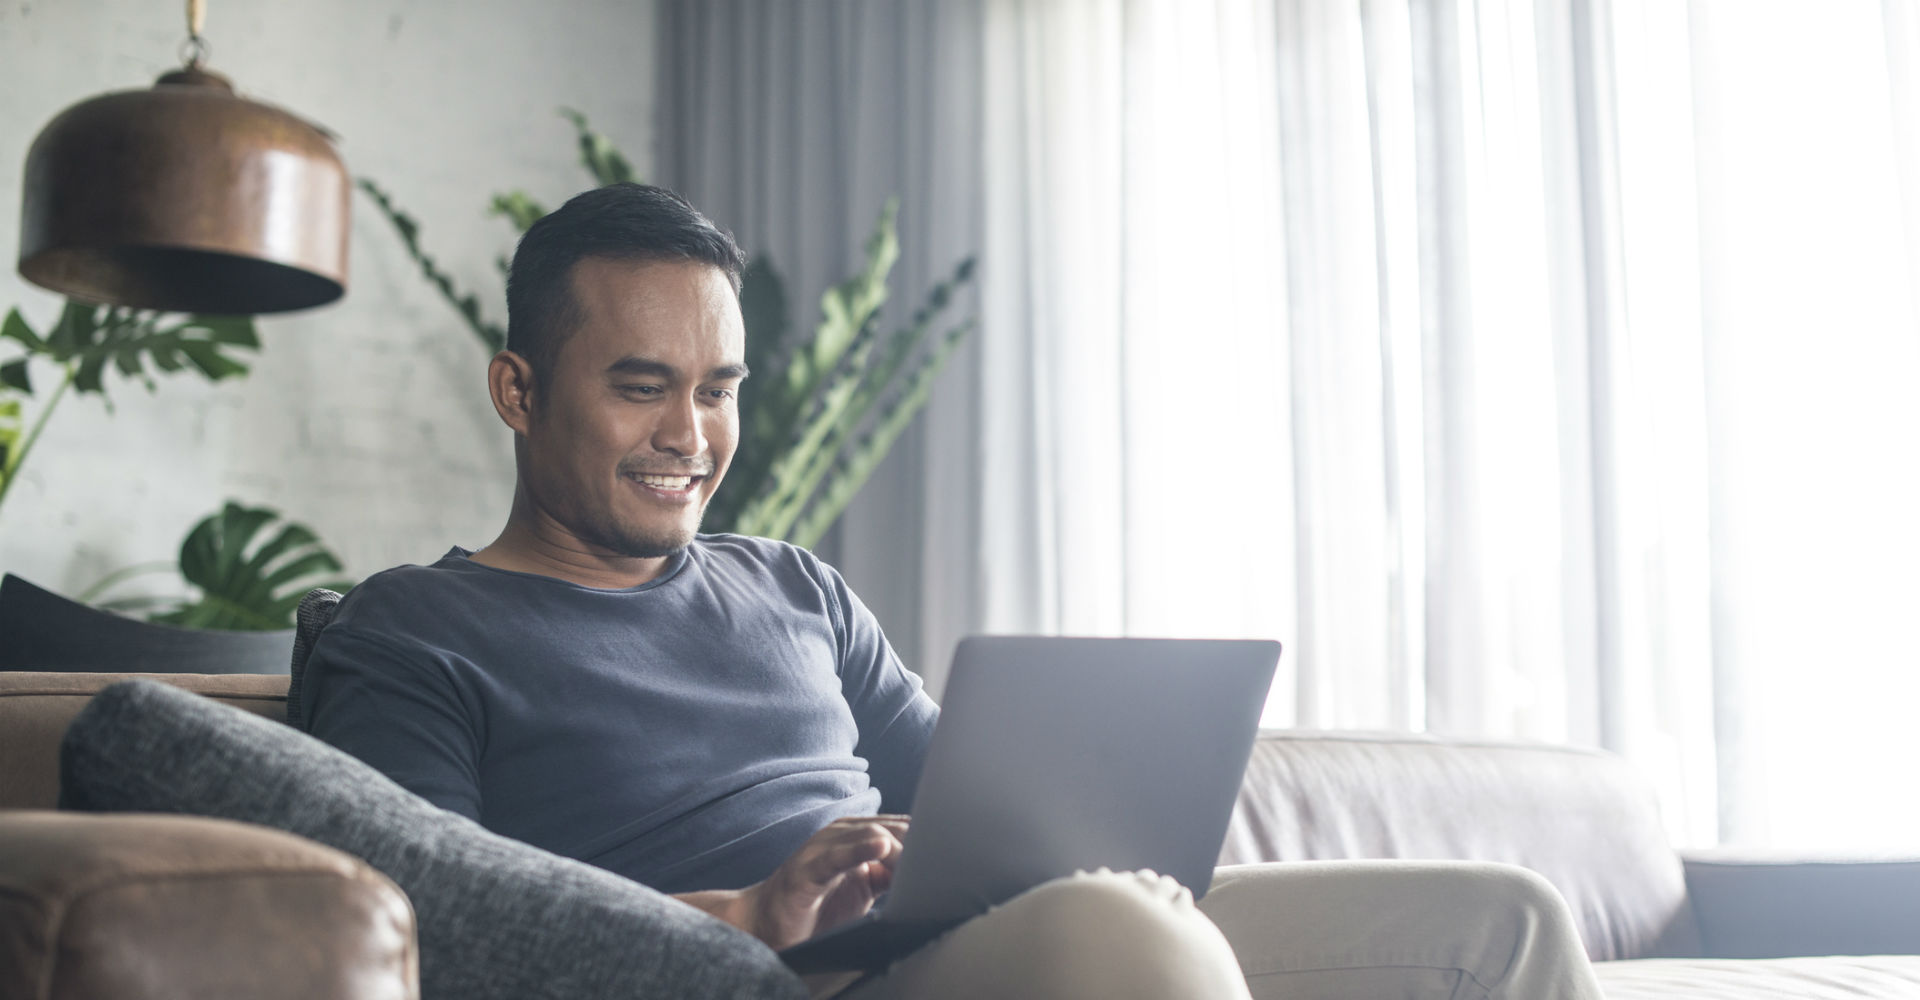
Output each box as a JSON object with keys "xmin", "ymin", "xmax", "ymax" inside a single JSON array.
[
  {"xmin": 812, "ymin": 557, "xmax": 940, "ymax": 814},
  {"xmin": 301, "ymin": 624, "xmax": 485, "ymax": 821}
]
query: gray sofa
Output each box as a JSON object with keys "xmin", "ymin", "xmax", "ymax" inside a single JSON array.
[
  {"xmin": 1217, "ymin": 730, "xmax": 1920, "ymax": 997},
  {"xmin": 5, "ymin": 671, "xmax": 1919, "ymax": 997}
]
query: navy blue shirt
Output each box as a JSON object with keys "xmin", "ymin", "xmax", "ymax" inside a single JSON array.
[{"xmin": 301, "ymin": 535, "xmax": 939, "ymax": 893}]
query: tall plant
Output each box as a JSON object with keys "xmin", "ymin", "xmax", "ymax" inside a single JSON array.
[{"xmin": 361, "ymin": 109, "xmax": 975, "ymax": 549}]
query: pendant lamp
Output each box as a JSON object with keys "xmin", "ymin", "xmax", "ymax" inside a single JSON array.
[{"xmin": 16, "ymin": 0, "xmax": 349, "ymax": 314}]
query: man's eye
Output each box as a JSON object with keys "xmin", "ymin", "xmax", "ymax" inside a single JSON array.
[
  {"xmin": 618, "ymin": 384, "xmax": 663, "ymax": 397},
  {"xmin": 705, "ymin": 387, "xmax": 738, "ymax": 401}
]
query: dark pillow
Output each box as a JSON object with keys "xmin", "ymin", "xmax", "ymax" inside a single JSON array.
[
  {"xmin": 59, "ymin": 679, "xmax": 804, "ymax": 1000},
  {"xmin": 0, "ymin": 572, "xmax": 294, "ymax": 675}
]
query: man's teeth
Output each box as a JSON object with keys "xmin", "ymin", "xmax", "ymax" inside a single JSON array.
[{"xmin": 635, "ymin": 474, "xmax": 694, "ymax": 489}]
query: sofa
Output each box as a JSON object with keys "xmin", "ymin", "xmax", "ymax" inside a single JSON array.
[
  {"xmin": 1216, "ymin": 730, "xmax": 1920, "ymax": 997},
  {"xmin": 4, "ymin": 669, "xmax": 1918, "ymax": 998}
]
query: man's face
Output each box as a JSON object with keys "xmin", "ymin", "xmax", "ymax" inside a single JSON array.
[{"xmin": 519, "ymin": 257, "xmax": 747, "ymax": 559}]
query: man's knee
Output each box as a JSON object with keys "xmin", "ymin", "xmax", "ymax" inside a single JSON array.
[
  {"xmin": 988, "ymin": 870, "xmax": 1248, "ymax": 999},
  {"xmin": 1429, "ymin": 862, "xmax": 1585, "ymax": 942}
]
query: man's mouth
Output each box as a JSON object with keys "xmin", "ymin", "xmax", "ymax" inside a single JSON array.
[
  {"xmin": 624, "ymin": 470, "xmax": 709, "ymax": 499},
  {"xmin": 632, "ymin": 473, "xmax": 697, "ymax": 490}
]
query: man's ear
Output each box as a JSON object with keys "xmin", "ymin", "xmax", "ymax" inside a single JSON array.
[{"xmin": 488, "ymin": 350, "xmax": 539, "ymax": 435}]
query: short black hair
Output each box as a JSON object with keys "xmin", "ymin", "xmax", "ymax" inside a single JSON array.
[{"xmin": 505, "ymin": 183, "xmax": 747, "ymax": 387}]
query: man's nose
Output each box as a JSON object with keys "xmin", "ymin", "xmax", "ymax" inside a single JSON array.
[{"xmin": 651, "ymin": 392, "xmax": 706, "ymax": 457}]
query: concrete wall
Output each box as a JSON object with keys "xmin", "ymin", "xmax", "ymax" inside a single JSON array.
[{"xmin": 0, "ymin": 0, "xmax": 656, "ymax": 600}]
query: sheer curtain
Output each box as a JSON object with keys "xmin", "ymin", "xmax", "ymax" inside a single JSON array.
[
  {"xmin": 1683, "ymin": 1, "xmax": 1920, "ymax": 848},
  {"xmin": 969, "ymin": 0, "xmax": 1728, "ymax": 841},
  {"xmin": 660, "ymin": 0, "xmax": 1920, "ymax": 849}
]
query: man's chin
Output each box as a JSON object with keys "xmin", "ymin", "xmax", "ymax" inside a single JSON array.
[
  {"xmin": 607, "ymin": 532, "xmax": 695, "ymax": 560},
  {"xmin": 595, "ymin": 515, "xmax": 704, "ymax": 560}
]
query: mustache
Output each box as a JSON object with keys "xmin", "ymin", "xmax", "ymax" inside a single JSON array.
[{"xmin": 619, "ymin": 460, "xmax": 715, "ymax": 477}]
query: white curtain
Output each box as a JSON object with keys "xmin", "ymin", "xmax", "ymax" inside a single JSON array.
[
  {"xmin": 660, "ymin": 0, "xmax": 1920, "ymax": 849},
  {"xmin": 970, "ymin": 0, "xmax": 1727, "ymax": 842},
  {"xmin": 1683, "ymin": 1, "xmax": 1920, "ymax": 848}
]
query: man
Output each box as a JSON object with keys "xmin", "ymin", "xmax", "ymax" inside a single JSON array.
[{"xmin": 304, "ymin": 183, "xmax": 1603, "ymax": 999}]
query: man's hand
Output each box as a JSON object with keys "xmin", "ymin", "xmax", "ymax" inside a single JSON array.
[{"xmin": 676, "ymin": 815, "xmax": 908, "ymax": 952}]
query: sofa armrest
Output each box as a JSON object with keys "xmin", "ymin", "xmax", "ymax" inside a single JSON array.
[
  {"xmin": 0, "ymin": 810, "xmax": 418, "ymax": 999},
  {"xmin": 1681, "ymin": 849, "xmax": 1920, "ymax": 959}
]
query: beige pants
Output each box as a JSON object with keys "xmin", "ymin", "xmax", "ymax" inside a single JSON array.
[{"xmin": 823, "ymin": 861, "xmax": 1606, "ymax": 1000}]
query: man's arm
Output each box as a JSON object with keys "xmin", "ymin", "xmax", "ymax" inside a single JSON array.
[
  {"xmin": 674, "ymin": 815, "xmax": 908, "ymax": 950},
  {"xmin": 810, "ymin": 557, "xmax": 940, "ymax": 812},
  {"xmin": 302, "ymin": 625, "xmax": 485, "ymax": 820}
]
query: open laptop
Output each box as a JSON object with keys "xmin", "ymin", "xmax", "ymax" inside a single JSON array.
[{"xmin": 778, "ymin": 635, "xmax": 1282, "ymax": 974}]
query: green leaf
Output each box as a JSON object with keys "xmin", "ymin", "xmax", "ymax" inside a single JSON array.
[
  {"xmin": 45, "ymin": 301, "xmax": 95, "ymax": 355},
  {"xmin": 488, "ymin": 191, "xmax": 548, "ymax": 233},
  {"xmin": 0, "ymin": 359, "xmax": 30, "ymax": 393},
  {"xmin": 149, "ymin": 501, "xmax": 355, "ymax": 631},
  {"xmin": 561, "ymin": 107, "xmax": 638, "ymax": 187},
  {"xmin": 0, "ymin": 395, "xmax": 20, "ymax": 475},
  {"xmin": 147, "ymin": 344, "xmax": 184, "ymax": 373},
  {"xmin": 793, "ymin": 200, "xmax": 900, "ymax": 411},
  {"xmin": 112, "ymin": 344, "xmax": 144, "ymax": 378},
  {"xmin": 789, "ymin": 318, "xmax": 976, "ymax": 548},
  {"xmin": 2, "ymin": 309, "xmax": 45, "ymax": 352},
  {"xmin": 176, "ymin": 340, "xmax": 249, "ymax": 381},
  {"xmin": 181, "ymin": 314, "xmax": 260, "ymax": 348},
  {"xmin": 74, "ymin": 346, "xmax": 110, "ymax": 394}
]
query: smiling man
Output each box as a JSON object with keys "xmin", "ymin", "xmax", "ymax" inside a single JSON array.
[
  {"xmin": 301, "ymin": 184, "xmax": 1604, "ymax": 1000},
  {"xmin": 473, "ymin": 254, "xmax": 746, "ymax": 583},
  {"xmin": 299, "ymin": 184, "xmax": 1255, "ymax": 998}
]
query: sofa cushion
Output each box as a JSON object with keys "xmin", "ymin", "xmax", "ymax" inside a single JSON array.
[
  {"xmin": 58, "ymin": 678, "xmax": 806, "ymax": 1000},
  {"xmin": 1595, "ymin": 955, "xmax": 1920, "ymax": 999},
  {"xmin": 1219, "ymin": 730, "xmax": 1702, "ymax": 962}
]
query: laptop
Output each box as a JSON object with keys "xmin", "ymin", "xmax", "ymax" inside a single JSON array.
[{"xmin": 778, "ymin": 635, "xmax": 1282, "ymax": 974}]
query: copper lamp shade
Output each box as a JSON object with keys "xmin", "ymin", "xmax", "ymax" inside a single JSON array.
[{"xmin": 17, "ymin": 66, "xmax": 349, "ymax": 315}]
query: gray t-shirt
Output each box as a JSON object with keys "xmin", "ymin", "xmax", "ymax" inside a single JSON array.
[{"xmin": 301, "ymin": 534, "xmax": 939, "ymax": 893}]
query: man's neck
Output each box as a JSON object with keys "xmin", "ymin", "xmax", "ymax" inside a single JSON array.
[{"xmin": 469, "ymin": 517, "xmax": 678, "ymax": 591}]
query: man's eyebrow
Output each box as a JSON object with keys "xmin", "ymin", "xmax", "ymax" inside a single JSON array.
[
  {"xmin": 605, "ymin": 357, "xmax": 675, "ymax": 378},
  {"xmin": 604, "ymin": 357, "xmax": 750, "ymax": 381}
]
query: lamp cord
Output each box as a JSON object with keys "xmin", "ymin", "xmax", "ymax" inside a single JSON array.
[{"xmin": 182, "ymin": 0, "xmax": 208, "ymax": 67}]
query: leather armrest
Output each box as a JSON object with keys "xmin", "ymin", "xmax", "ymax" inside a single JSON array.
[
  {"xmin": 1681, "ymin": 849, "xmax": 1920, "ymax": 959},
  {"xmin": 0, "ymin": 810, "xmax": 418, "ymax": 999}
]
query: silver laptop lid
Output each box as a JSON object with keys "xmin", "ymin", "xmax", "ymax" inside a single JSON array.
[{"xmin": 883, "ymin": 635, "xmax": 1281, "ymax": 922}]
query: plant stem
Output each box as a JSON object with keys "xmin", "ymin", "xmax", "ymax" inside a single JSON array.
[
  {"xmin": 75, "ymin": 560, "xmax": 181, "ymax": 604},
  {"xmin": 0, "ymin": 363, "xmax": 74, "ymax": 514}
]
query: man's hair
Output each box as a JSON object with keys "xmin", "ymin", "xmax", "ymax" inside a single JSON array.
[{"xmin": 505, "ymin": 183, "xmax": 747, "ymax": 387}]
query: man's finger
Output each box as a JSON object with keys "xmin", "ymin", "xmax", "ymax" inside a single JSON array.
[{"xmin": 801, "ymin": 830, "xmax": 897, "ymax": 884}]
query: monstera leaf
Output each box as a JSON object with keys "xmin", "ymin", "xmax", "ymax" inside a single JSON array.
[
  {"xmin": 2, "ymin": 302, "xmax": 257, "ymax": 396},
  {"xmin": 0, "ymin": 303, "xmax": 260, "ymax": 513},
  {"xmin": 150, "ymin": 502, "xmax": 354, "ymax": 631}
]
